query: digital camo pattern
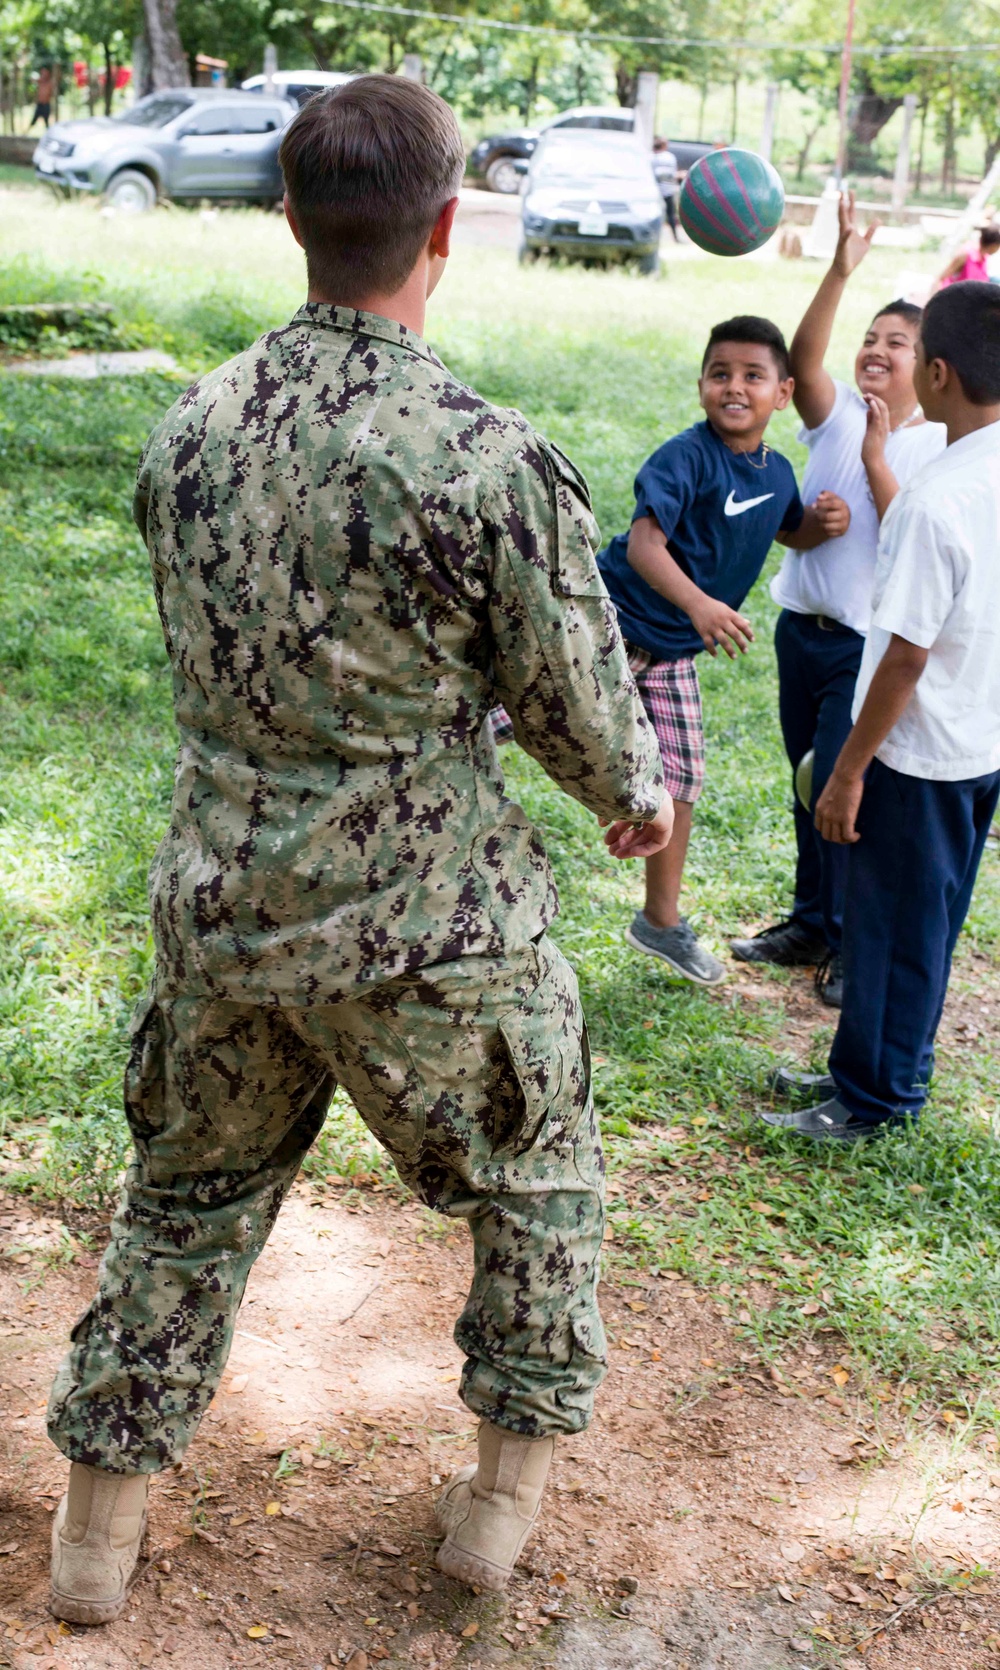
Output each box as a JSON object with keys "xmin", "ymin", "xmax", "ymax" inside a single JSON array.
[
  {"xmin": 48, "ymin": 938, "xmax": 606, "ymax": 1467},
  {"xmin": 133, "ymin": 304, "xmax": 663, "ymax": 1006}
]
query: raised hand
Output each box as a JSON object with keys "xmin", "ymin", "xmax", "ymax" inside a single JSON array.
[
  {"xmin": 861, "ymin": 394, "xmax": 891, "ymax": 466},
  {"xmin": 832, "ymin": 190, "xmax": 878, "ymax": 279}
]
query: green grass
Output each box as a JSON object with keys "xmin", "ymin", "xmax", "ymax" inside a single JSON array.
[{"xmin": 1, "ymin": 194, "xmax": 998, "ymax": 1416}]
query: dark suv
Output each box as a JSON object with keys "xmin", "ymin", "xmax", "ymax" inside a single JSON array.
[{"xmin": 469, "ymin": 105, "xmax": 719, "ymax": 194}]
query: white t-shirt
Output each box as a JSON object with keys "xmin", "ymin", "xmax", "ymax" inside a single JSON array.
[
  {"xmin": 770, "ymin": 380, "xmax": 947, "ymax": 633},
  {"xmin": 852, "ymin": 422, "xmax": 1000, "ymax": 782}
]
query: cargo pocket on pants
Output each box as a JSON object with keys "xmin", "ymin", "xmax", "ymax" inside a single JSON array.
[
  {"xmin": 493, "ymin": 1010, "xmax": 564, "ymax": 1160},
  {"xmin": 123, "ymin": 993, "xmax": 167, "ymax": 1152}
]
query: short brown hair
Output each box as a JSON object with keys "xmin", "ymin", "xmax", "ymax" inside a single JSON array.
[{"xmin": 279, "ymin": 76, "xmax": 465, "ymax": 303}]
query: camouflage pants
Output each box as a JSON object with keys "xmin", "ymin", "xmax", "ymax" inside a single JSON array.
[{"xmin": 48, "ymin": 937, "xmax": 606, "ymax": 1473}]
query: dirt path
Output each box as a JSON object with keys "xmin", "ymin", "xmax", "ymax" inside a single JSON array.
[{"xmin": 2, "ymin": 1167, "xmax": 999, "ymax": 1670}]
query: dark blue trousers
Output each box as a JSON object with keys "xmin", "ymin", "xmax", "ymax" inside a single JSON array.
[
  {"xmin": 774, "ymin": 610, "xmax": 864, "ymax": 954},
  {"xmin": 830, "ymin": 758, "xmax": 1000, "ymax": 1125}
]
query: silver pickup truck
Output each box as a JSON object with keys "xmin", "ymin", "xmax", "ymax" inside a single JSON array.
[{"xmin": 33, "ymin": 88, "xmax": 296, "ymax": 213}]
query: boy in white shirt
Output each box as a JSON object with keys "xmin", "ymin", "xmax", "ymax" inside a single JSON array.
[
  {"xmin": 761, "ymin": 282, "xmax": 1000, "ymax": 1142},
  {"xmin": 731, "ymin": 194, "xmax": 946, "ymax": 1006}
]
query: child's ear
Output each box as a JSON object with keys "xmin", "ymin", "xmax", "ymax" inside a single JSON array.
[{"xmin": 774, "ymin": 376, "xmax": 795, "ymax": 412}]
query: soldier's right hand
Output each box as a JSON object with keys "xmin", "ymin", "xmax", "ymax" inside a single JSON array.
[{"xmin": 603, "ymin": 794, "xmax": 675, "ymax": 860}]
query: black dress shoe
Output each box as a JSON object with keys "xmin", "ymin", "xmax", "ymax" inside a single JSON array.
[
  {"xmin": 730, "ymin": 918, "xmax": 827, "ymax": 967},
  {"xmin": 757, "ymin": 1097, "xmax": 878, "ymax": 1144},
  {"xmin": 767, "ymin": 1065, "xmax": 837, "ymax": 1098},
  {"xmin": 815, "ymin": 952, "xmax": 843, "ymax": 1009}
]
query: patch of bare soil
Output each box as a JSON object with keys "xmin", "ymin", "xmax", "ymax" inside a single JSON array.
[{"xmin": 1, "ymin": 1179, "xmax": 999, "ymax": 1670}]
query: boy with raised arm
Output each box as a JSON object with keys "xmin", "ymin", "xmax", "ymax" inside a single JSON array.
[
  {"xmin": 731, "ymin": 194, "xmax": 945, "ymax": 1006},
  {"xmin": 761, "ymin": 283, "xmax": 1000, "ymax": 1142},
  {"xmin": 597, "ymin": 316, "xmax": 850, "ymax": 985}
]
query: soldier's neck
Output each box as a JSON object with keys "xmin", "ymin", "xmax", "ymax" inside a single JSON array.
[{"xmin": 307, "ymin": 264, "xmax": 429, "ymax": 340}]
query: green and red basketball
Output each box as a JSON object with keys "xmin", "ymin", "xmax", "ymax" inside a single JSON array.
[{"xmin": 680, "ymin": 148, "xmax": 785, "ymax": 256}]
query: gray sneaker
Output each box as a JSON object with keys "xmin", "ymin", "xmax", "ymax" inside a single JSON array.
[{"xmin": 625, "ymin": 911, "xmax": 725, "ymax": 986}]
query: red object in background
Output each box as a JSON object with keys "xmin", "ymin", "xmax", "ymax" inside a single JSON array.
[
  {"xmin": 115, "ymin": 66, "xmax": 131, "ymax": 89},
  {"xmin": 73, "ymin": 60, "xmax": 89, "ymax": 88}
]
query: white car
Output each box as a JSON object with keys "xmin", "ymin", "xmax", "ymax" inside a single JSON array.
[{"xmin": 241, "ymin": 70, "xmax": 355, "ymax": 108}]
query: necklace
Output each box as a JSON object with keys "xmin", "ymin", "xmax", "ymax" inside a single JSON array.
[
  {"xmin": 741, "ymin": 441, "xmax": 771, "ymax": 470},
  {"xmin": 890, "ymin": 406, "xmax": 922, "ymax": 433}
]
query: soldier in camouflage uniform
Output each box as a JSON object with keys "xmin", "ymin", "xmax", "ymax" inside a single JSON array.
[{"xmin": 47, "ymin": 76, "xmax": 670, "ymax": 1619}]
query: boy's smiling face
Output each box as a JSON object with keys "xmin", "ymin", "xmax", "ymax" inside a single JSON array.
[
  {"xmin": 855, "ymin": 312, "xmax": 919, "ymax": 407},
  {"xmin": 698, "ymin": 341, "xmax": 793, "ymax": 451}
]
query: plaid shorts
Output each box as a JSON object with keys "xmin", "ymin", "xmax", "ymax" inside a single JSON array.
[
  {"xmin": 625, "ymin": 643, "xmax": 704, "ymax": 803},
  {"xmin": 487, "ymin": 645, "xmax": 704, "ymax": 802}
]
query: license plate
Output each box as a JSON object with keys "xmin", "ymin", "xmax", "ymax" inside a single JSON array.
[
  {"xmin": 37, "ymin": 154, "xmax": 56, "ymax": 173},
  {"xmin": 577, "ymin": 214, "xmax": 607, "ymax": 237}
]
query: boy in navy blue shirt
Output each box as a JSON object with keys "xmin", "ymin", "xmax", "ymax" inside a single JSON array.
[{"xmin": 598, "ymin": 316, "xmax": 851, "ymax": 984}]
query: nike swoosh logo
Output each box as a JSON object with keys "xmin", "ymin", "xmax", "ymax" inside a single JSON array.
[{"xmin": 724, "ymin": 490, "xmax": 775, "ymax": 517}]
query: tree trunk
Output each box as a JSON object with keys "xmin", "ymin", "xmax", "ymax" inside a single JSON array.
[
  {"xmin": 521, "ymin": 55, "xmax": 540, "ymax": 123},
  {"xmin": 103, "ymin": 43, "xmax": 114, "ymax": 116},
  {"xmin": 302, "ymin": 27, "xmax": 332, "ymax": 72},
  {"xmin": 143, "ymin": 0, "xmax": 190, "ymax": 89},
  {"xmin": 914, "ymin": 94, "xmax": 928, "ymax": 193},
  {"xmin": 940, "ymin": 81, "xmax": 956, "ymax": 194},
  {"xmin": 730, "ymin": 70, "xmax": 739, "ymax": 142},
  {"xmin": 848, "ymin": 82, "xmax": 903, "ymax": 172},
  {"xmin": 796, "ymin": 118, "xmax": 821, "ymax": 180},
  {"xmin": 616, "ymin": 64, "xmax": 637, "ymax": 108},
  {"xmin": 697, "ymin": 74, "xmax": 708, "ymax": 140}
]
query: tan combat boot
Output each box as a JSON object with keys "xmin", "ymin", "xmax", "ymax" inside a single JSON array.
[
  {"xmin": 435, "ymin": 1421, "xmax": 554, "ymax": 1591},
  {"xmin": 50, "ymin": 1463, "xmax": 148, "ymax": 1624}
]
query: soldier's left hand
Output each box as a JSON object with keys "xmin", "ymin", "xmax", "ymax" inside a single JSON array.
[{"xmin": 603, "ymin": 795, "xmax": 674, "ymax": 859}]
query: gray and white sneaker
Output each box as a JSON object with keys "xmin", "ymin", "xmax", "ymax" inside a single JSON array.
[{"xmin": 626, "ymin": 911, "xmax": 725, "ymax": 986}]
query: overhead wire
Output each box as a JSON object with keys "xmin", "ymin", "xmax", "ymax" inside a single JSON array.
[{"xmin": 322, "ymin": 0, "xmax": 1000, "ymax": 56}]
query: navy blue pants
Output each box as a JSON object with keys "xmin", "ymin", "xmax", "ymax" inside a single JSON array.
[
  {"xmin": 774, "ymin": 610, "xmax": 864, "ymax": 954},
  {"xmin": 830, "ymin": 758, "xmax": 1000, "ymax": 1125}
]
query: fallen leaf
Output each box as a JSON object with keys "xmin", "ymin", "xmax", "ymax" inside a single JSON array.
[
  {"xmin": 247, "ymin": 1624, "xmax": 269, "ymax": 1638},
  {"xmin": 461, "ymin": 1623, "xmax": 479, "ymax": 1638},
  {"xmin": 831, "ymin": 1367, "xmax": 850, "ymax": 1387},
  {"xmin": 626, "ymin": 1300, "xmax": 647, "ymax": 1313},
  {"xmin": 265, "ymin": 1502, "xmax": 281, "ymax": 1516},
  {"xmin": 228, "ymin": 1373, "xmax": 250, "ymax": 1395},
  {"xmin": 230, "ymin": 1514, "xmax": 252, "ymax": 1527},
  {"xmin": 551, "ymin": 1570, "xmax": 568, "ymax": 1584},
  {"xmin": 799, "ymin": 1302, "xmax": 821, "ymax": 1316},
  {"xmin": 345, "ymin": 1654, "xmax": 369, "ymax": 1670},
  {"xmin": 0, "ymin": 1542, "xmax": 20, "ymax": 1557},
  {"xmin": 789, "ymin": 1639, "xmax": 813, "ymax": 1655},
  {"xmin": 393, "ymin": 1572, "xmax": 419, "ymax": 1596},
  {"xmin": 777, "ymin": 1584, "xmax": 797, "ymax": 1603},
  {"xmin": 906, "ymin": 1183, "xmax": 925, "ymax": 1196}
]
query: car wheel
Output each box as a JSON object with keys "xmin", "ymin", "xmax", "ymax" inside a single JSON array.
[
  {"xmin": 486, "ymin": 155, "xmax": 522, "ymax": 194},
  {"xmin": 517, "ymin": 240, "xmax": 540, "ymax": 265},
  {"xmin": 103, "ymin": 170, "xmax": 157, "ymax": 214},
  {"xmin": 637, "ymin": 250, "xmax": 661, "ymax": 276}
]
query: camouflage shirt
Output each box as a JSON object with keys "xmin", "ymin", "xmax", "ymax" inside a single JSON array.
[{"xmin": 134, "ymin": 304, "xmax": 663, "ymax": 1004}]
